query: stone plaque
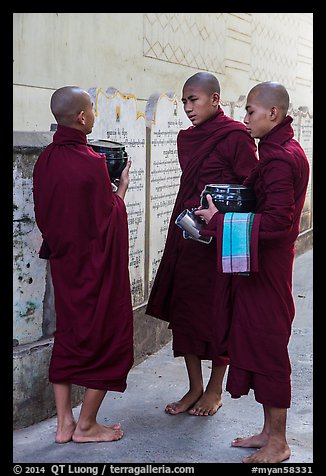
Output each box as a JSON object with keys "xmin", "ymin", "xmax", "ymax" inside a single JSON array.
[
  {"xmin": 298, "ymin": 109, "xmax": 313, "ymax": 165},
  {"xmin": 89, "ymin": 87, "xmax": 147, "ymax": 306},
  {"xmin": 146, "ymin": 93, "xmax": 191, "ymax": 289},
  {"xmin": 298, "ymin": 108, "xmax": 313, "ymax": 223},
  {"xmin": 288, "ymin": 104, "xmax": 300, "ymax": 142}
]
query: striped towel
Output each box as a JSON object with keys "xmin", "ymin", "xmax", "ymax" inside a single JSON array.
[{"xmin": 222, "ymin": 212, "xmax": 254, "ymax": 274}]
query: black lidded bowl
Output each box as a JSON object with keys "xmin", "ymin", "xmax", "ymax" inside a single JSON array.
[
  {"xmin": 200, "ymin": 184, "xmax": 256, "ymax": 213},
  {"xmin": 89, "ymin": 139, "xmax": 128, "ymax": 180}
]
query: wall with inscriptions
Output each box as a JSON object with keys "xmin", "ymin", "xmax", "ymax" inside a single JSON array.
[
  {"xmin": 13, "ymin": 90, "xmax": 313, "ymax": 346},
  {"xmin": 146, "ymin": 93, "xmax": 191, "ymax": 288},
  {"xmin": 89, "ymin": 88, "xmax": 147, "ymax": 307},
  {"xmin": 13, "ymin": 89, "xmax": 313, "ymax": 427},
  {"xmin": 13, "ymin": 12, "xmax": 313, "ymax": 429}
]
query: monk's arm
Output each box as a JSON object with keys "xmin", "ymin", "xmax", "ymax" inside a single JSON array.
[
  {"xmin": 258, "ymin": 159, "xmax": 295, "ymax": 240},
  {"xmin": 226, "ymin": 130, "xmax": 258, "ymax": 181}
]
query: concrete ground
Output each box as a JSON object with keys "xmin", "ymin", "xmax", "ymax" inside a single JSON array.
[{"xmin": 13, "ymin": 249, "xmax": 313, "ymax": 464}]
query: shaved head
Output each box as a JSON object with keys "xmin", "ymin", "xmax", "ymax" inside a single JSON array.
[
  {"xmin": 183, "ymin": 72, "xmax": 220, "ymax": 96},
  {"xmin": 50, "ymin": 86, "xmax": 92, "ymax": 126},
  {"xmin": 247, "ymin": 81, "xmax": 289, "ymax": 118}
]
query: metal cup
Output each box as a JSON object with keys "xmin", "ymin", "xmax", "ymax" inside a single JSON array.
[{"xmin": 175, "ymin": 209, "xmax": 212, "ymax": 244}]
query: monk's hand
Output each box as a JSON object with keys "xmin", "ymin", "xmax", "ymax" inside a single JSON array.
[
  {"xmin": 116, "ymin": 160, "xmax": 132, "ymax": 199},
  {"xmin": 194, "ymin": 194, "xmax": 218, "ymax": 224},
  {"xmin": 120, "ymin": 160, "xmax": 132, "ymax": 184}
]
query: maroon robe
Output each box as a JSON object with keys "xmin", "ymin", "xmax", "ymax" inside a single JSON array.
[
  {"xmin": 225, "ymin": 116, "xmax": 310, "ymax": 408},
  {"xmin": 33, "ymin": 125, "xmax": 133, "ymax": 392},
  {"xmin": 146, "ymin": 107, "xmax": 258, "ymax": 363}
]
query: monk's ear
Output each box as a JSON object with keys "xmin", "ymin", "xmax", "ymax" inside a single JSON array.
[
  {"xmin": 76, "ymin": 110, "xmax": 85, "ymax": 125},
  {"xmin": 269, "ymin": 106, "xmax": 278, "ymax": 121},
  {"xmin": 212, "ymin": 92, "xmax": 220, "ymax": 107}
]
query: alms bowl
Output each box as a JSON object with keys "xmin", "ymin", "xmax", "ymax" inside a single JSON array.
[
  {"xmin": 200, "ymin": 184, "xmax": 256, "ymax": 213},
  {"xmin": 89, "ymin": 139, "xmax": 128, "ymax": 180}
]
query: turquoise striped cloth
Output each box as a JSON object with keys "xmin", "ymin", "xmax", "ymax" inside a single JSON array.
[{"xmin": 222, "ymin": 212, "xmax": 254, "ymax": 274}]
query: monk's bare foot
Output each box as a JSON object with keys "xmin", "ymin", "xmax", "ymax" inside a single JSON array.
[
  {"xmin": 104, "ymin": 423, "xmax": 122, "ymax": 430},
  {"xmin": 165, "ymin": 389, "xmax": 203, "ymax": 415},
  {"xmin": 72, "ymin": 422, "xmax": 123, "ymax": 443},
  {"xmin": 242, "ymin": 440, "xmax": 291, "ymax": 464},
  {"xmin": 55, "ymin": 420, "xmax": 76, "ymax": 444},
  {"xmin": 188, "ymin": 391, "xmax": 222, "ymax": 416},
  {"xmin": 231, "ymin": 432, "xmax": 269, "ymax": 448}
]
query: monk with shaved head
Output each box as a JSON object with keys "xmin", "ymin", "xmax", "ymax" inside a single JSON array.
[
  {"xmin": 183, "ymin": 71, "xmax": 221, "ymax": 96},
  {"xmin": 196, "ymin": 81, "xmax": 310, "ymax": 463},
  {"xmin": 33, "ymin": 86, "xmax": 133, "ymax": 443},
  {"xmin": 146, "ymin": 72, "xmax": 258, "ymax": 418},
  {"xmin": 244, "ymin": 81, "xmax": 290, "ymax": 138},
  {"xmin": 248, "ymin": 81, "xmax": 289, "ymax": 109},
  {"xmin": 50, "ymin": 86, "xmax": 96, "ymax": 130}
]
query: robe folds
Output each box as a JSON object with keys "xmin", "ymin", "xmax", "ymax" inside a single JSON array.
[
  {"xmin": 33, "ymin": 125, "xmax": 133, "ymax": 392},
  {"xmin": 224, "ymin": 116, "xmax": 310, "ymax": 408},
  {"xmin": 146, "ymin": 107, "xmax": 258, "ymax": 363}
]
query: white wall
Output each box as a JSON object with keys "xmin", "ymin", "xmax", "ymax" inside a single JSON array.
[{"xmin": 13, "ymin": 13, "xmax": 313, "ymax": 131}]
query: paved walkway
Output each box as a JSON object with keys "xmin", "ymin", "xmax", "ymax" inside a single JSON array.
[{"xmin": 13, "ymin": 249, "xmax": 313, "ymax": 464}]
